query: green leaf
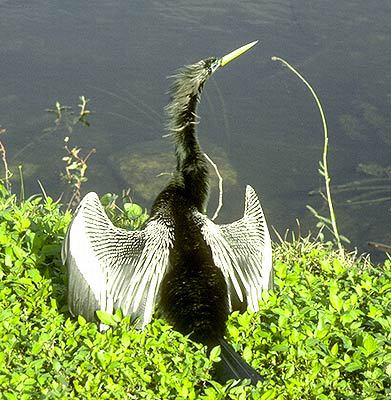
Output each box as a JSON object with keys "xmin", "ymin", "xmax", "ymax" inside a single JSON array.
[
  {"xmin": 96, "ymin": 310, "xmax": 117, "ymax": 327},
  {"xmin": 4, "ymin": 393, "xmax": 17, "ymax": 400},
  {"xmin": 13, "ymin": 246, "xmax": 27, "ymax": 259},
  {"xmin": 209, "ymin": 346, "xmax": 221, "ymax": 363},
  {"xmin": 27, "ymin": 268, "xmax": 42, "ymax": 282},
  {"xmin": 274, "ymin": 262, "xmax": 287, "ymax": 279},
  {"xmin": 332, "ymin": 259, "xmax": 345, "ymax": 275},
  {"xmin": 96, "ymin": 350, "xmax": 111, "ymax": 367},
  {"xmin": 345, "ymin": 361, "xmax": 362, "ymax": 372},
  {"xmin": 123, "ymin": 203, "xmax": 143, "ymax": 218},
  {"xmin": 260, "ymin": 389, "xmax": 277, "ymax": 400},
  {"xmin": 121, "ymin": 332, "xmax": 131, "ymax": 348},
  {"xmin": 330, "ymin": 343, "xmax": 339, "ymax": 356},
  {"xmin": 271, "ymin": 343, "xmax": 289, "ymax": 352},
  {"xmin": 341, "ymin": 309, "xmax": 362, "ymax": 324},
  {"xmin": 4, "ymin": 252, "xmax": 13, "ymax": 267},
  {"xmin": 362, "ymin": 334, "xmax": 378, "ymax": 354},
  {"xmin": 227, "ymin": 325, "xmax": 239, "ymax": 340},
  {"xmin": 100, "ymin": 192, "xmax": 117, "ymax": 207},
  {"xmin": 242, "ymin": 346, "xmax": 252, "ymax": 362},
  {"xmin": 329, "ymin": 284, "xmax": 343, "ymax": 312},
  {"xmin": 368, "ymin": 305, "xmax": 382, "ymax": 319}
]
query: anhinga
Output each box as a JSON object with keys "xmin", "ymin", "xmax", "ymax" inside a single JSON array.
[{"xmin": 62, "ymin": 41, "xmax": 273, "ymax": 385}]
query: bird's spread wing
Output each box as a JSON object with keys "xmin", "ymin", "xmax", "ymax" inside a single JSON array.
[
  {"xmin": 198, "ymin": 185, "xmax": 272, "ymax": 312},
  {"xmin": 62, "ymin": 192, "xmax": 173, "ymax": 328}
]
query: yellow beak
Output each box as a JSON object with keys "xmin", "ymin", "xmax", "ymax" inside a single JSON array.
[{"xmin": 220, "ymin": 40, "xmax": 258, "ymax": 67}]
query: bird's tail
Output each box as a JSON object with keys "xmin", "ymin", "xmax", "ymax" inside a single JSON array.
[{"xmin": 213, "ymin": 338, "xmax": 263, "ymax": 385}]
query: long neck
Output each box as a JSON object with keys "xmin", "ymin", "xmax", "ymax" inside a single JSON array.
[{"xmin": 166, "ymin": 82, "xmax": 209, "ymax": 211}]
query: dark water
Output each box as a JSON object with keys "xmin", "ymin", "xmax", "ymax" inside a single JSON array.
[{"xmin": 1, "ymin": 0, "xmax": 390, "ymax": 257}]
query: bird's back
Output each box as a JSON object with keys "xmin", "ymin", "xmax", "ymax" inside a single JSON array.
[{"xmin": 153, "ymin": 184, "xmax": 229, "ymax": 346}]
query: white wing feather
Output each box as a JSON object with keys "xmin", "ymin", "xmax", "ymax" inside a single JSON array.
[
  {"xmin": 62, "ymin": 192, "xmax": 173, "ymax": 328},
  {"xmin": 198, "ymin": 185, "xmax": 272, "ymax": 312}
]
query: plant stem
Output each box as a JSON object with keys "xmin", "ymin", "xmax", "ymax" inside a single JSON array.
[
  {"xmin": 272, "ymin": 56, "xmax": 343, "ymax": 253},
  {"xmin": 0, "ymin": 140, "xmax": 11, "ymax": 191},
  {"xmin": 18, "ymin": 165, "xmax": 25, "ymax": 202}
]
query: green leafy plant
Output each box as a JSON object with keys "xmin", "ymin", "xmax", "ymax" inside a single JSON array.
[
  {"xmin": 100, "ymin": 191, "xmax": 149, "ymax": 230},
  {"xmin": 61, "ymin": 136, "xmax": 95, "ymax": 211}
]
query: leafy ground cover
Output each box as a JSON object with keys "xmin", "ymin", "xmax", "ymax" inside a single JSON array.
[{"xmin": 0, "ymin": 183, "xmax": 389, "ymax": 399}]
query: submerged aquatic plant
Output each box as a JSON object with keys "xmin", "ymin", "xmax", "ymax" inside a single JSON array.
[
  {"xmin": 46, "ymin": 96, "xmax": 92, "ymax": 133},
  {"xmin": 328, "ymin": 163, "xmax": 391, "ymax": 208}
]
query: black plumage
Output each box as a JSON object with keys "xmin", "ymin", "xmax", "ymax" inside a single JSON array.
[{"xmin": 62, "ymin": 41, "xmax": 272, "ymax": 385}]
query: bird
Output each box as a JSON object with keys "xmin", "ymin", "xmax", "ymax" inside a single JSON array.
[{"xmin": 62, "ymin": 41, "xmax": 273, "ymax": 385}]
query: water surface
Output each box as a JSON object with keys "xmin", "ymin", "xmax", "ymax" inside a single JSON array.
[{"xmin": 1, "ymin": 0, "xmax": 390, "ymax": 256}]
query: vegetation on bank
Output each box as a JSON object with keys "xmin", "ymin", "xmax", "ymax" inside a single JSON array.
[{"xmin": 0, "ymin": 183, "xmax": 389, "ymax": 399}]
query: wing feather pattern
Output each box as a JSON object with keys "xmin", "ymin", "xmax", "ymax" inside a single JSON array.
[
  {"xmin": 62, "ymin": 192, "xmax": 173, "ymax": 328},
  {"xmin": 198, "ymin": 185, "xmax": 272, "ymax": 312}
]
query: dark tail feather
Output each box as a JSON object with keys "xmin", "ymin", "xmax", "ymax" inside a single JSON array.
[{"xmin": 213, "ymin": 339, "xmax": 263, "ymax": 385}]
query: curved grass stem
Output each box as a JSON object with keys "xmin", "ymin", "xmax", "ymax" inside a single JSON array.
[{"xmin": 272, "ymin": 56, "xmax": 343, "ymax": 253}]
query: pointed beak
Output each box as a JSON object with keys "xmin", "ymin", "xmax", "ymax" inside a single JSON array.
[{"xmin": 220, "ymin": 40, "xmax": 259, "ymax": 67}]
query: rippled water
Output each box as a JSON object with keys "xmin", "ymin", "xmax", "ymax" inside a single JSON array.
[{"xmin": 1, "ymin": 0, "xmax": 390, "ymax": 256}]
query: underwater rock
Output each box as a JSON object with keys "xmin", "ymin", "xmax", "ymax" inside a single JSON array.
[
  {"xmin": 359, "ymin": 102, "xmax": 391, "ymax": 146},
  {"xmin": 111, "ymin": 139, "xmax": 238, "ymax": 202},
  {"xmin": 357, "ymin": 163, "xmax": 391, "ymax": 178},
  {"xmin": 339, "ymin": 114, "xmax": 366, "ymax": 141}
]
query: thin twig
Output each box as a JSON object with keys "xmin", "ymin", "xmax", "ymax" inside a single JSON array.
[
  {"xmin": 272, "ymin": 56, "xmax": 343, "ymax": 254},
  {"xmin": 204, "ymin": 152, "xmax": 223, "ymax": 220}
]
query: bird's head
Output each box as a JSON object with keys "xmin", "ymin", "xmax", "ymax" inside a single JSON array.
[{"xmin": 169, "ymin": 41, "xmax": 258, "ymax": 99}]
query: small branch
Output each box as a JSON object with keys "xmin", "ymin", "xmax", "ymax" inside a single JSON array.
[{"xmin": 204, "ymin": 152, "xmax": 223, "ymax": 221}]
